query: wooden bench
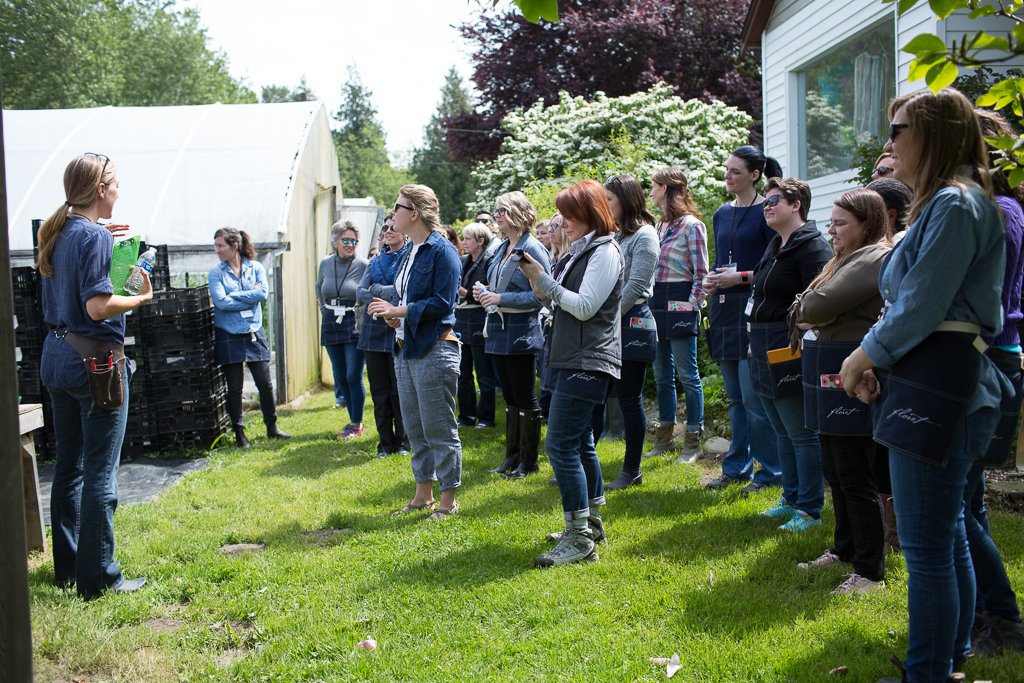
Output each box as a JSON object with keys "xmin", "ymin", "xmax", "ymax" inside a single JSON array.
[{"xmin": 19, "ymin": 404, "xmax": 44, "ymax": 552}]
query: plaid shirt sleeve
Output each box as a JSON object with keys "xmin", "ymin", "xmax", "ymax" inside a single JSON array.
[{"xmin": 655, "ymin": 216, "xmax": 710, "ymax": 304}]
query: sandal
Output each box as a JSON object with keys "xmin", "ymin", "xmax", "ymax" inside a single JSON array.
[
  {"xmin": 425, "ymin": 502, "xmax": 460, "ymax": 522},
  {"xmin": 392, "ymin": 500, "xmax": 436, "ymax": 516}
]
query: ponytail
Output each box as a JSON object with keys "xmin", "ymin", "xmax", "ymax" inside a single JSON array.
[
  {"xmin": 37, "ymin": 154, "xmax": 115, "ymax": 277},
  {"xmin": 731, "ymin": 145, "xmax": 782, "ymax": 186},
  {"xmin": 214, "ymin": 227, "xmax": 256, "ymax": 261}
]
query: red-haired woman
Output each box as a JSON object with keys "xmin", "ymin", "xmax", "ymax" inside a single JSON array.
[{"xmin": 519, "ymin": 179, "xmax": 623, "ymax": 567}]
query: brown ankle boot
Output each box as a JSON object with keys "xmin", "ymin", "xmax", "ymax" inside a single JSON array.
[
  {"xmin": 882, "ymin": 495, "xmax": 900, "ymax": 554},
  {"xmin": 675, "ymin": 430, "xmax": 705, "ymax": 464},
  {"xmin": 642, "ymin": 424, "xmax": 677, "ymax": 458}
]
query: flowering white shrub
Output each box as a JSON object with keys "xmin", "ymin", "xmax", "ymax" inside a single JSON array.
[{"xmin": 470, "ymin": 83, "xmax": 753, "ymax": 218}]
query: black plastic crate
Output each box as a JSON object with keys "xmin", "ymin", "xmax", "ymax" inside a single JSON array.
[
  {"xmin": 16, "ymin": 333, "xmax": 44, "ymax": 363},
  {"xmin": 12, "ymin": 266, "xmax": 37, "ymax": 298},
  {"xmin": 141, "ymin": 286, "xmax": 213, "ymax": 318},
  {"xmin": 17, "ymin": 366, "xmax": 41, "ymax": 397},
  {"xmin": 157, "ymin": 423, "xmax": 229, "ymax": 453},
  {"xmin": 150, "ymin": 265, "xmax": 171, "ymax": 292},
  {"xmin": 154, "ymin": 390, "xmax": 227, "ymax": 433},
  {"xmin": 141, "ymin": 344, "xmax": 216, "ymax": 374},
  {"xmin": 148, "ymin": 367, "xmax": 225, "ymax": 403},
  {"xmin": 14, "ymin": 297, "xmax": 42, "ymax": 329},
  {"xmin": 138, "ymin": 309, "xmax": 214, "ymax": 348}
]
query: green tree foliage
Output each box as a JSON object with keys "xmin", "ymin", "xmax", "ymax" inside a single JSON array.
[
  {"xmin": 332, "ymin": 65, "xmax": 412, "ymax": 204},
  {"xmin": 0, "ymin": 0, "xmax": 255, "ymax": 109},
  {"xmin": 261, "ymin": 77, "xmax": 316, "ymax": 103},
  {"xmin": 410, "ymin": 67, "xmax": 476, "ymax": 224}
]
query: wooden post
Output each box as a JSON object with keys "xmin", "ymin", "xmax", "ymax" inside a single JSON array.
[{"xmin": 0, "ymin": 74, "xmax": 36, "ymax": 681}]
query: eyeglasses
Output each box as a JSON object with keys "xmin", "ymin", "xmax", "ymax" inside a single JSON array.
[
  {"xmin": 763, "ymin": 194, "xmax": 784, "ymax": 209},
  {"xmin": 339, "ymin": 238, "xmax": 358, "ymax": 245},
  {"xmin": 493, "ymin": 207, "xmax": 508, "ymax": 218},
  {"xmin": 873, "ymin": 166, "xmax": 893, "ymax": 176},
  {"xmin": 889, "ymin": 123, "xmax": 909, "ymax": 141},
  {"xmin": 85, "ymin": 152, "xmax": 110, "ymax": 183},
  {"xmin": 395, "ymin": 201, "xmax": 415, "ymax": 213}
]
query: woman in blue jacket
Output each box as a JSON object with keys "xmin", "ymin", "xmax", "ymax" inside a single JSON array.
[{"xmin": 209, "ymin": 227, "xmax": 290, "ymax": 447}]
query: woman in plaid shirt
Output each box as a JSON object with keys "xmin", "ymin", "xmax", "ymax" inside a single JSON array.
[{"xmin": 646, "ymin": 168, "xmax": 709, "ymax": 462}]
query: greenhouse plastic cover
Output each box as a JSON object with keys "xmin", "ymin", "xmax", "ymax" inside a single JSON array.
[{"xmin": 3, "ymin": 101, "xmax": 323, "ymax": 251}]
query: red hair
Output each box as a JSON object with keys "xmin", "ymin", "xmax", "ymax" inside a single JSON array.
[{"xmin": 554, "ymin": 179, "xmax": 618, "ymax": 238}]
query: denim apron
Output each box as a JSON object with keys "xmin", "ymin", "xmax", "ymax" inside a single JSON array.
[
  {"xmin": 541, "ymin": 331, "xmax": 612, "ymax": 404},
  {"xmin": 320, "ymin": 301, "xmax": 358, "ymax": 346},
  {"xmin": 483, "ymin": 241, "xmax": 544, "ymax": 355},
  {"xmin": 979, "ymin": 348, "xmax": 1024, "ymax": 466},
  {"xmin": 650, "ymin": 281, "xmax": 699, "ymax": 339},
  {"xmin": 873, "ymin": 330, "xmax": 986, "ymax": 466},
  {"xmin": 215, "ymin": 326, "xmax": 271, "ymax": 365},
  {"xmin": 357, "ymin": 308, "xmax": 394, "ymax": 353},
  {"xmin": 705, "ymin": 291, "xmax": 749, "ymax": 361},
  {"xmin": 801, "ymin": 337, "xmax": 872, "ymax": 435},
  {"xmin": 455, "ymin": 304, "xmax": 486, "ymax": 347},
  {"xmin": 747, "ymin": 321, "xmax": 802, "ymax": 399},
  {"xmin": 620, "ymin": 301, "xmax": 657, "ymax": 362}
]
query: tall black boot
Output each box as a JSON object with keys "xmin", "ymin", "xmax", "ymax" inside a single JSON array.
[
  {"xmin": 266, "ymin": 419, "xmax": 291, "ymax": 440},
  {"xmin": 505, "ymin": 409, "xmax": 542, "ymax": 479},
  {"xmin": 488, "ymin": 407, "xmax": 520, "ymax": 473},
  {"xmin": 234, "ymin": 425, "xmax": 250, "ymax": 449}
]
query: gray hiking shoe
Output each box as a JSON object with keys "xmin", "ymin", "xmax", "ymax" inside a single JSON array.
[
  {"xmin": 546, "ymin": 515, "xmax": 605, "ymax": 544},
  {"xmin": 535, "ymin": 526, "xmax": 598, "ymax": 567}
]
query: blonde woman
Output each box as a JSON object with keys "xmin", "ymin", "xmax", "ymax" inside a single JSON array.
[{"xmin": 473, "ymin": 191, "xmax": 552, "ymax": 478}]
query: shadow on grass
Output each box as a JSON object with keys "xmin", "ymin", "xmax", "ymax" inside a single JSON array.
[
  {"xmin": 258, "ymin": 441, "xmax": 379, "ymax": 479},
  {"xmin": 371, "ymin": 542, "xmax": 532, "ymax": 589}
]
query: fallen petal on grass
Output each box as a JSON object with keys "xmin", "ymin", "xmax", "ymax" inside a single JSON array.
[
  {"xmin": 355, "ymin": 637, "xmax": 377, "ymax": 651},
  {"xmin": 667, "ymin": 653, "xmax": 681, "ymax": 678},
  {"xmin": 828, "ymin": 666, "xmax": 848, "ymax": 676}
]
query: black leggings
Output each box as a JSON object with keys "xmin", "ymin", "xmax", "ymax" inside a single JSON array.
[
  {"xmin": 223, "ymin": 361, "xmax": 276, "ymax": 427},
  {"xmin": 364, "ymin": 350, "xmax": 410, "ymax": 454},
  {"xmin": 493, "ymin": 353, "xmax": 538, "ymax": 411}
]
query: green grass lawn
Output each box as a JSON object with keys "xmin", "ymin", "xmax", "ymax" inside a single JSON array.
[{"xmin": 28, "ymin": 388, "xmax": 1024, "ymax": 682}]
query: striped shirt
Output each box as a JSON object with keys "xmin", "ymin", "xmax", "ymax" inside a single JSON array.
[{"xmin": 654, "ymin": 214, "xmax": 709, "ymax": 304}]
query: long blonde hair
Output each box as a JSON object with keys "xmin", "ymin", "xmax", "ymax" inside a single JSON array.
[{"xmin": 36, "ymin": 154, "xmax": 115, "ymax": 277}]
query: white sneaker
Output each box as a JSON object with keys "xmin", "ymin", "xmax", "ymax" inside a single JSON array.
[
  {"xmin": 831, "ymin": 573, "xmax": 884, "ymax": 595},
  {"xmin": 797, "ymin": 550, "xmax": 842, "ymax": 570}
]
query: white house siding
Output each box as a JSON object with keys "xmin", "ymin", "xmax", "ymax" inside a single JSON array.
[{"xmin": 896, "ymin": 2, "xmax": 938, "ymax": 96}]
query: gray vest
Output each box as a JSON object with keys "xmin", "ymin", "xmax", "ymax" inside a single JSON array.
[{"xmin": 546, "ymin": 235, "xmax": 623, "ymax": 378}]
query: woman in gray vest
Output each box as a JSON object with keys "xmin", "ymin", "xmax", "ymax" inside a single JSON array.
[
  {"xmin": 473, "ymin": 191, "xmax": 551, "ymax": 479},
  {"xmin": 519, "ymin": 179, "xmax": 623, "ymax": 567}
]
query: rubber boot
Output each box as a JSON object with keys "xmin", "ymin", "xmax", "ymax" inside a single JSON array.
[
  {"xmin": 642, "ymin": 424, "xmax": 677, "ymax": 458},
  {"xmin": 505, "ymin": 409, "xmax": 542, "ymax": 479},
  {"xmin": 234, "ymin": 425, "xmax": 250, "ymax": 449},
  {"xmin": 882, "ymin": 495, "xmax": 901, "ymax": 554},
  {"xmin": 488, "ymin": 407, "xmax": 520, "ymax": 473},
  {"xmin": 675, "ymin": 429, "xmax": 704, "ymax": 464},
  {"xmin": 266, "ymin": 420, "xmax": 291, "ymax": 440}
]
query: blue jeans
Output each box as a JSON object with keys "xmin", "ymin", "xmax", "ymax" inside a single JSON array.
[
  {"xmin": 48, "ymin": 379, "xmax": 130, "ymax": 599},
  {"xmin": 719, "ymin": 359, "xmax": 780, "ymax": 485},
  {"xmin": 964, "ymin": 465, "xmax": 1021, "ymax": 621},
  {"xmin": 395, "ymin": 340, "xmax": 462, "ymax": 491},
  {"xmin": 891, "ymin": 407, "xmax": 999, "ymax": 683},
  {"xmin": 547, "ymin": 393, "xmax": 603, "ymax": 519},
  {"xmin": 759, "ymin": 393, "xmax": 823, "ymax": 518},
  {"xmin": 653, "ymin": 337, "xmax": 703, "ymax": 429},
  {"xmin": 325, "ymin": 342, "xmax": 365, "ymax": 424}
]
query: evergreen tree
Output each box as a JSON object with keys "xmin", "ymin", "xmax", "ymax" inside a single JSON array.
[
  {"xmin": 410, "ymin": 67, "xmax": 476, "ymax": 224},
  {"xmin": 261, "ymin": 77, "xmax": 316, "ymax": 103},
  {"xmin": 332, "ymin": 65, "xmax": 412, "ymax": 204}
]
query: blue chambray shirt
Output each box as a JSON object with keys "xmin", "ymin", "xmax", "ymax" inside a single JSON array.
[
  {"xmin": 208, "ymin": 258, "xmax": 268, "ymax": 334},
  {"xmin": 861, "ymin": 185, "xmax": 1007, "ymax": 412}
]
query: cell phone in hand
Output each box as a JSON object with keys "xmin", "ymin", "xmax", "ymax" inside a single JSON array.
[{"xmin": 514, "ymin": 248, "xmax": 527, "ymax": 257}]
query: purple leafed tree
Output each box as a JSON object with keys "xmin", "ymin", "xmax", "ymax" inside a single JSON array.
[{"xmin": 447, "ymin": 0, "xmax": 761, "ymax": 163}]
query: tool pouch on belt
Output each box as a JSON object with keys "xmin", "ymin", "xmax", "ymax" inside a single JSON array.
[{"xmin": 58, "ymin": 329, "xmax": 127, "ymax": 410}]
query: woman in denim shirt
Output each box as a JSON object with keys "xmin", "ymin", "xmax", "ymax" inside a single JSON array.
[
  {"xmin": 474, "ymin": 191, "xmax": 551, "ymax": 479},
  {"xmin": 209, "ymin": 228, "xmax": 290, "ymax": 447},
  {"xmin": 840, "ymin": 89, "xmax": 1006, "ymax": 683}
]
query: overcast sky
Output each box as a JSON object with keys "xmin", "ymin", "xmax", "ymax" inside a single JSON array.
[{"xmin": 188, "ymin": 0, "xmax": 487, "ymax": 164}]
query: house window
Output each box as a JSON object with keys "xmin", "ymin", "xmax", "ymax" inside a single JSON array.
[{"xmin": 799, "ymin": 18, "xmax": 895, "ymax": 180}]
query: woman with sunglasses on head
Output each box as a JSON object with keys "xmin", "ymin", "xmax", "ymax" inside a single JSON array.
[
  {"xmin": 368, "ymin": 186, "xmax": 463, "ymax": 521},
  {"xmin": 519, "ymin": 179, "xmax": 623, "ymax": 566},
  {"xmin": 597, "ymin": 175, "xmax": 659, "ymax": 490},
  {"xmin": 317, "ymin": 221, "xmax": 368, "ymax": 438},
  {"xmin": 357, "ymin": 215, "xmax": 412, "ymax": 457},
  {"xmin": 838, "ymin": 90, "xmax": 1006, "ymax": 683},
  {"xmin": 211, "ymin": 227, "xmax": 290, "ymax": 448},
  {"xmin": 790, "ymin": 189, "xmax": 890, "ymax": 595},
  {"xmin": 40, "ymin": 153, "xmax": 151, "ymax": 599},
  {"xmin": 473, "ymin": 192, "xmax": 552, "ymax": 479},
  {"xmin": 455, "ymin": 223, "xmax": 497, "ymax": 429},
  {"xmin": 702, "ymin": 146, "xmax": 783, "ymax": 496},
  {"xmin": 747, "ymin": 178, "xmax": 832, "ymax": 532},
  {"xmin": 646, "ymin": 168, "xmax": 710, "ymax": 462}
]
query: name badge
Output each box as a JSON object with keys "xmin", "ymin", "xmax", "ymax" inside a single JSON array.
[
  {"xmin": 744, "ymin": 298, "xmax": 754, "ymax": 316},
  {"xmin": 240, "ymin": 309, "xmax": 254, "ymax": 318},
  {"xmin": 719, "ymin": 295, "xmax": 726, "ymax": 303},
  {"xmin": 721, "ymin": 263, "xmax": 737, "ymax": 272}
]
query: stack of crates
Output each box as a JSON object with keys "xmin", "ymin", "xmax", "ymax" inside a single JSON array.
[
  {"xmin": 139, "ymin": 242, "xmax": 170, "ymax": 292},
  {"xmin": 12, "ymin": 266, "xmax": 56, "ymax": 461}
]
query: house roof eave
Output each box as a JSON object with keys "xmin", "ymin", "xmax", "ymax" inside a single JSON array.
[{"xmin": 741, "ymin": 0, "xmax": 777, "ymax": 50}]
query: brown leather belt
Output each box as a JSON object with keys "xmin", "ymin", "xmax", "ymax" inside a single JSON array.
[{"xmin": 394, "ymin": 327, "xmax": 459, "ymax": 351}]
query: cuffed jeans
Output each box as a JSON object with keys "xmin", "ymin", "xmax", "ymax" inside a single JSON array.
[
  {"xmin": 325, "ymin": 342, "xmax": 366, "ymax": 424},
  {"xmin": 719, "ymin": 359, "xmax": 780, "ymax": 485},
  {"xmin": 547, "ymin": 393, "xmax": 603, "ymax": 519},
  {"xmin": 653, "ymin": 337, "xmax": 703, "ymax": 429},
  {"xmin": 48, "ymin": 378, "xmax": 129, "ymax": 599},
  {"xmin": 964, "ymin": 464, "xmax": 1021, "ymax": 621},
  {"xmin": 759, "ymin": 393, "xmax": 823, "ymax": 518},
  {"xmin": 457, "ymin": 343, "xmax": 496, "ymax": 424},
  {"xmin": 395, "ymin": 340, "xmax": 462, "ymax": 491},
  {"xmin": 891, "ymin": 407, "xmax": 998, "ymax": 683}
]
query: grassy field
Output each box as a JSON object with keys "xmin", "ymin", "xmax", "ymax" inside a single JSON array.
[{"xmin": 28, "ymin": 388, "xmax": 1024, "ymax": 682}]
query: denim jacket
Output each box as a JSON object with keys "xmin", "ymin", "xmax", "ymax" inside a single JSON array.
[
  {"xmin": 485, "ymin": 234, "xmax": 551, "ymax": 308},
  {"xmin": 861, "ymin": 185, "xmax": 1007, "ymax": 412},
  {"xmin": 208, "ymin": 258, "xmax": 268, "ymax": 334},
  {"xmin": 389, "ymin": 230, "xmax": 461, "ymax": 359}
]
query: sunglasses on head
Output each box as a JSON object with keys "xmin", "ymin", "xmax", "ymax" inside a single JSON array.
[
  {"xmin": 763, "ymin": 194, "xmax": 784, "ymax": 208},
  {"xmin": 85, "ymin": 152, "xmax": 110, "ymax": 183},
  {"xmin": 873, "ymin": 166, "xmax": 893, "ymax": 176},
  {"xmin": 889, "ymin": 123, "xmax": 909, "ymax": 141}
]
